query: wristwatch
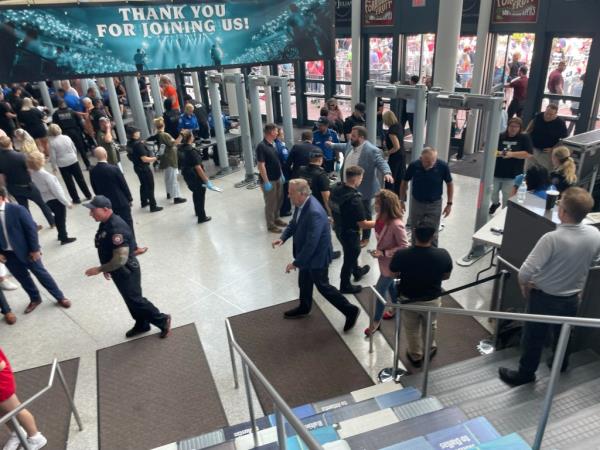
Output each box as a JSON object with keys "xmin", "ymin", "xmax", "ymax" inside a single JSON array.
[{"xmin": 446, "ymin": 202, "xmax": 453, "ymax": 206}]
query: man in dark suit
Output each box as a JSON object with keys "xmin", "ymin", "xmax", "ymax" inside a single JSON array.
[
  {"xmin": 285, "ymin": 131, "xmax": 320, "ymax": 179},
  {"xmin": 0, "ymin": 186, "xmax": 71, "ymax": 314},
  {"xmin": 272, "ymin": 178, "xmax": 360, "ymax": 331},
  {"xmin": 90, "ymin": 147, "xmax": 147, "ymax": 255}
]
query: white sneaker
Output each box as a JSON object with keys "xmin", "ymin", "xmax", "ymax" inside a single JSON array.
[
  {"xmin": 2, "ymin": 427, "xmax": 25, "ymax": 450},
  {"xmin": 26, "ymin": 433, "xmax": 47, "ymax": 450},
  {"xmin": 0, "ymin": 279, "xmax": 18, "ymax": 291}
]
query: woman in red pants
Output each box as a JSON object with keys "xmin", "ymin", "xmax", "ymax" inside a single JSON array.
[{"xmin": 0, "ymin": 348, "xmax": 47, "ymax": 450}]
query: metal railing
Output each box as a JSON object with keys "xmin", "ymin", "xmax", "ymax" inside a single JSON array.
[
  {"xmin": 368, "ymin": 262, "xmax": 600, "ymax": 450},
  {"xmin": 0, "ymin": 359, "xmax": 83, "ymax": 450},
  {"xmin": 225, "ymin": 320, "xmax": 322, "ymax": 450}
]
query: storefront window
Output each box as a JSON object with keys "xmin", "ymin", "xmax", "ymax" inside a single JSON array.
[
  {"xmin": 305, "ymin": 60, "xmax": 325, "ymax": 81},
  {"xmin": 278, "ymin": 63, "xmax": 294, "ymax": 79},
  {"xmin": 405, "ymin": 34, "xmax": 435, "ymax": 82},
  {"xmin": 369, "ymin": 37, "xmax": 393, "ymax": 82},
  {"xmin": 544, "ymin": 37, "xmax": 592, "ymax": 97},
  {"xmin": 493, "ymin": 33, "xmax": 535, "ymax": 89},
  {"xmin": 456, "ymin": 36, "xmax": 477, "ymax": 88},
  {"xmin": 335, "ymin": 38, "xmax": 353, "ymax": 82},
  {"xmin": 306, "ymin": 96, "xmax": 325, "ymax": 121}
]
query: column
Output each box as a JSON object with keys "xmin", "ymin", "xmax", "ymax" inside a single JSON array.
[
  {"xmin": 351, "ymin": 0, "xmax": 362, "ymax": 106},
  {"xmin": 463, "ymin": 0, "xmax": 493, "ymax": 155},
  {"xmin": 104, "ymin": 77, "xmax": 127, "ymax": 145},
  {"xmin": 234, "ymin": 73, "xmax": 254, "ymax": 179},
  {"xmin": 432, "ymin": 0, "xmax": 464, "ymax": 160},
  {"xmin": 80, "ymin": 79, "xmax": 90, "ymax": 96},
  {"xmin": 224, "ymin": 68, "xmax": 239, "ymax": 116},
  {"xmin": 207, "ymin": 77, "xmax": 229, "ymax": 170},
  {"xmin": 191, "ymin": 71, "xmax": 202, "ymax": 102},
  {"xmin": 149, "ymin": 75, "xmax": 164, "ymax": 117},
  {"xmin": 38, "ymin": 82, "xmax": 54, "ymax": 115},
  {"xmin": 124, "ymin": 76, "xmax": 150, "ymax": 138}
]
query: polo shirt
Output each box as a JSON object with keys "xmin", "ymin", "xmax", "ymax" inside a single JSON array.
[{"xmin": 404, "ymin": 159, "xmax": 452, "ymax": 203}]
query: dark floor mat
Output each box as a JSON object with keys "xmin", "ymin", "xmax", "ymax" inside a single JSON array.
[
  {"xmin": 354, "ymin": 292, "xmax": 490, "ymax": 374},
  {"xmin": 96, "ymin": 323, "xmax": 227, "ymax": 450},
  {"xmin": 449, "ymin": 152, "xmax": 483, "ymax": 179},
  {"xmin": 228, "ymin": 301, "xmax": 374, "ymax": 414},
  {"xmin": 0, "ymin": 358, "xmax": 79, "ymax": 450}
]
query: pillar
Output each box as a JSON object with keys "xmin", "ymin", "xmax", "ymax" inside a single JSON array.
[
  {"xmin": 351, "ymin": 0, "xmax": 362, "ymax": 105},
  {"xmin": 149, "ymin": 75, "xmax": 164, "ymax": 117},
  {"xmin": 224, "ymin": 68, "xmax": 240, "ymax": 116},
  {"xmin": 191, "ymin": 71, "xmax": 202, "ymax": 102},
  {"xmin": 103, "ymin": 77, "xmax": 127, "ymax": 145},
  {"xmin": 124, "ymin": 76, "xmax": 150, "ymax": 138},
  {"xmin": 38, "ymin": 82, "xmax": 54, "ymax": 115}
]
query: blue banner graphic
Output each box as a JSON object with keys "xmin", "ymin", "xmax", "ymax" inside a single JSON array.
[{"xmin": 0, "ymin": 0, "xmax": 333, "ymax": 82}]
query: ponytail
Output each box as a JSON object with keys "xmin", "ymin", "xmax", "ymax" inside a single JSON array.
[{"xmin": 553, "ymin": 146, "xmax": 577, "ymax": 184}]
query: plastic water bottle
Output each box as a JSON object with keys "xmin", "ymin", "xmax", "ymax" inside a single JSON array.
[{"xmin": 517, "ymin": 180, "xmax": 527, "ymax": 203}]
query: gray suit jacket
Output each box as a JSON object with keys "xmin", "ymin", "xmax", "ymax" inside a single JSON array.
[{"xmin": 333, "ymin": 140, "xmax": 391, "ymax": 200}]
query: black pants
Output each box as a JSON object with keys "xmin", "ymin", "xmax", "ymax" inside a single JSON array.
[
  {"xmin": 507, "ymin": 98, "xmax": 525, "ymax": 118},
  {"xmin": 134, "ymin": 165, "xmax": 157, "ymax": 208},
  {"xmin": 298, "ymin": 268, "xmax": 355, "ymax": 316},
  {"xmin": 111, "ymin": 260, "xmax": 168, "ymax": 331},
  {"xmin": 11, "ymin": 184, "xmax": 55, "ymax": 227},
  {"xmin": 280, "ymin": 180, "xmax": 291, "ymax": 216},
  {"xmin": 46, "ymin": 199, "xmax": 68, "ymax": 242},
  {"xmin": 385, "ymin": 151, "xmax": 405, "ymax": 196},
  {"xmin": 518, "ymin": 289, "xmax": 579, "ymax": 376},
  {"xmin": 0, "ymin": 290, "xmax": 10, "ymax": 314},
  {"xmin": 361, "ymin": 198, "xmax": 373, "ymax": 240},
  {"xmin": 113, "ymin": 206, "xmax": 138, "ymax": 249},
  {"xmin": 323, "ymin": 159, "xmax": 335, "ymax": 173},
  {"xmin": 64, "ymin": 128, "xmax": 91, "ymax": 168},
  {"xmin": 186, "ymin": 180, "xmax": 207, "ymax": 220},
  {"xmin": 59, "ymin": 162, "xmax": 91, "ymax": 202},
  {"xmin": 336, "ymin": 229, "xmax": 361, "ymax": 287}
]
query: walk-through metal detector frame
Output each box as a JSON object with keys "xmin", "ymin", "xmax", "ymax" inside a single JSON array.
[
  {"xmin": 426, "ymin": 89, "xmax": 504, "ymax": 266},
  {"xmin": 365, "ymin": 80, "xmax": 427, "ymax": 161}
]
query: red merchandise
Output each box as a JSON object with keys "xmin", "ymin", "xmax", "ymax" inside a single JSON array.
[{"xmin": 0, "ymin": 348, "xmax": 16, "ymax": 403}]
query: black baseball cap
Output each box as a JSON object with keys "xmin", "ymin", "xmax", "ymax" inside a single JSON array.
[
  {"xmin": 316, "ymin": 117, "xmax": 329, "ymax": 126},
  {"xmin": 309, "ymin": 148, "xmax": 324, "ymax": 159},
  {"xmin": 355, "ymin": 102, "xmax": 366, "ymax": 113},
  {"xmin": 83, "ymin": 195, "xmax": 112, "ymax": 209}
]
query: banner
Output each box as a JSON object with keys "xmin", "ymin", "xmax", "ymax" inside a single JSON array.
[
  {"xmin": 363, "ymin": 0, "xmax": 393, "ymax": 26},
  {"xmin": 335, "ymin": 0, "xmax": 352, "ymax": 27},
  {"xmin": 492, "ymin": 0, "xmax": 539, "ymax": 24},
  {"xmin": 0, "ymin": 0, "xmax": 334, "ymax": 82}
]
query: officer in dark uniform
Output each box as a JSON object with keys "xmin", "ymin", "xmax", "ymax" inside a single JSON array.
[
  {"xmin": 330, "ymin": 165, "xmax": 373, "ymax": 293},
  {"xmin": 52, "ymin": 100, "xmax": 90, "ymax": 169},
  {"xmin": 84, "ymin": 196, "xmax": 171, "ymax": 338},
  {"xmin": 129, "ymin": 129, "xmax": 163, "ymax": 212}
]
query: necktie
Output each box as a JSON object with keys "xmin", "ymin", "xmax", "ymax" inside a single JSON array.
[{"xmin": 293, "ymin": 206, "xmax": 300, "ymax": 223}]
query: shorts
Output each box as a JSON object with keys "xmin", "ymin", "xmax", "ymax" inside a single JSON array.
[{"xmin": 0, "ymin": 367, "xmax": 16, "ymax": 402}]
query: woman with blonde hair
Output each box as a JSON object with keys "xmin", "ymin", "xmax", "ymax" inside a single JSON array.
[
  {"xmin": 13, "ymin": 129, "xmax": 38, "ymax": 154},
  {"xmin": 27, "ymin": 151, "xmax": 76, "ymax": 245},
  {"xmin": 551, "ymin": 146, "xmax": 577, "ymax": 192},
  {"xmin": 48, "ymin": 123, "xmax": 92, "ymax": 204},
  {"xmin": 16, "ymin": 97, "xmax": 48, "ymax": 155},
  {"xmin": 154, "ymin": 117, "xmax": 186, "ymax": 204},
  {"xmin": 365, "ymin": 189, "xmax": 409, "ymax": 336},
  {"xmin": 382, "ymin": 110, "xmax": 405, "ymax": 195}
]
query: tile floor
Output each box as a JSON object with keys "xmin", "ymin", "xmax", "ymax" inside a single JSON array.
[{"xmin": 0, "ymin": 149, "xmax": 499, "ymax": 449}]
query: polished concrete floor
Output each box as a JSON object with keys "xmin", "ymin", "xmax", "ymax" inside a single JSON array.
[{"xmin": 0, "ymin": 148, "xmax": 497, "ymax": 449}]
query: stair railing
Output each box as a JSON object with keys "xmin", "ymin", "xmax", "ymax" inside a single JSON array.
[
  {"xmin": 225, "ymin": 319, "xmax": 323, "ymax": 450},
  {"xmin": 0, "ymin": 358, "xmax": 83, "ymax": 450},
  {"xmin": 370, "ymin": 257, "xmax": 600, "ymax": 450}
]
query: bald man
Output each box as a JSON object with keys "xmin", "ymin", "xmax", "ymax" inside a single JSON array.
[{"xmin": 90, "ymin": 147, "xmax": 147, "ymax": 255}]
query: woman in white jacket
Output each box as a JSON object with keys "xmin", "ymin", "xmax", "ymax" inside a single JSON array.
[
  {"xmin": 48, "ymin": 124, "xmax": 92, "ymax": 204},
  {"xmin": 27, "ymin": 152, "xmax": 76, "ymax": 245}
]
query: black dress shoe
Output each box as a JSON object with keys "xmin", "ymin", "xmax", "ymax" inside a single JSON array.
[
  {"xmin": 332, "ymin": 250, "xmax": 341, "ymax": 260},
  {"xmin": 125, "ymin": 326, "xmax": 151, "ymax": 338},
  {"xmin": 198, "ymin": 216, "xmax": 212, "ymax": 224},
  {"xmin": 498, "ymin": 367, "xmax": 535, "ymax": 386},
  {"xmin": 340, "ymin": 284, "xmax": 362, "ymax": 294},
  {"xmin": 353, "ymin": 265, "xmax": 370, "ymax": 282},
  {"xmin": 343, "ymin": 306, "xmax": 360, "ymax": 332},
  {"xmin": 489, "ymin": 202, "xmax": 501, "ymax": 215},
  {"xmin": 141, "ymin": 202, "xmax": 148, "ymax": 208},
  {"xmin": 406, "ymin": 351, "xmax": 423, "ymax": 368},
  {"xmin": 60, "ymin": 237, "xmax": 77, "ymax": 245},
  {"xmin": 174, "ymin": 197, "xmax": 187, "ymax": 204},
  {"xmin": 150, "ymin": 206, "xmax": 164, "ymax": 213},
  {"xmin": 166, "ymin": 193, "xmax": 171, "ymax": 199},
  {"xmin": 283, "ymin": 307, "xmax": 310, "ymax": 319},
  {"xmin": 160, "ymin": 315, "xmax": 172, "ymax": 338}
]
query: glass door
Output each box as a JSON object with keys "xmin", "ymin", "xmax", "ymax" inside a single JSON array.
[
  {"xmin": 276, "ymin": 63, "xmax": 297, "ymax": 119},
  {"xmin": 368, "ymin": 36, "xmax": 394, "ymax": 82},
  {"xmin": 334, "ymin": 37, "xmax": 353, "ymax": 119},
  {"xmin": 304, "ymin": 60, "xmax": 326, "ymax": 121},
  {"xmin": 404, "ymin": 33, "xmax": 435, "ymax": 84}
]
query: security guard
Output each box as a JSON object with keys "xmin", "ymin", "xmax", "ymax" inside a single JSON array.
[{"xmin": 84, "ymin": 196, "xmax": 171, "ymax": 339}]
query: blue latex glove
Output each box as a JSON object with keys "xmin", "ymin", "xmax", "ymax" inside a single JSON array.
[
  {"xmin": 205, "ymin": 181, "xmax": 214, "ymax": 190},
  {"xmin": 280, "ymin": 174, "xmax": 286, "ymax": 184},
  {"xmin": 263, "ymin": 181, "xmax": 273, "ymax": 192},
  {"xmin": 335, "ymin": 162, "xmax": 341, "ymax": 172}
]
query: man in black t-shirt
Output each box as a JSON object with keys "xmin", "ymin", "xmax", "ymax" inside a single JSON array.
[
  {"xmin": 526, "ymin": 103, "xmax": 567, "ymax": 172},
  {"xmin": 490, "ymin": 118, "xmax": 533, "ymax": 214},
  {"xmin": 342, "ymin": 103, "xmax": 366, "ymax": 140},
  {"xmin": 298, "ymin": 149, "xmax": 331, "ymax": 214},
  {"xmin": 286, "ymin": 131, "xmax": 319, "ymax": 178},
  {"xmin": 257, "ymin": 123, "xmax": 287, "ymax": 233},
  {"xmin": 129, "ymin": 129, "xmax": 162, "ymax": 213},
  {"xmin": 390, "ymin": 222, "xmax": 453, "ymax": 367},
  {"xmin": 330, "ymin": 165, "xmax": 374, "ymax": 293}
]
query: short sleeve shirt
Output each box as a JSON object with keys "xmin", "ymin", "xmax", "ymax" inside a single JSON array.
[
  {"xmin": 510, "ymin": 76, "xmax": 528, "ymax": 101},
  {"xmin": 131, "ymin": 140, "xmax": 151, "ymax": 168},
  {"xmin": 164, "ymin": 85, "xmax": 180, "ymax": 110},
  {"xmin": 404, "ymin": 159, "xmax": 452, "ymax": 202},
  {"xmin": 530, "ymin": 113, "xmax": 568, "ymax": 149},
  {"xmin": 312, "ymin": 129, "xmax": 339, "ymax": 161},
  {"xmin": 95, "ymin": 214, "xmax": 134, "ymax": 266},
  {"xmin": 547, "ymin": 70, "xmax": 563, "ymax": 94},
  {"xmin": 385, "ymin": 123, "xmax": 403, "ymax": 150},
  {"xmin": 332, "ymin": 184, "xmax": 366, "ymax": 232},
  {"xmin": 298, "ymin": 164, "xmax": 330, "ymax": 208},
  {"xmin": 494, "ymin": 132, "xmax": 533, "ymax": 179},
  {"xmin": 256, "ymin": 139, "xmax": 282, "ymax": 182}
]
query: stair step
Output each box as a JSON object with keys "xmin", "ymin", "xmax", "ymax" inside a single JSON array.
[
  {"xmin": 350, "ymin": 382, "xmax": 404, "ymax": 403},
  {"xmin": 460, "ymin": 359, "xmax": 600, "ymax": 418},
  {"xmin": 381, "ymin": 436, "xmax": 434, "ymax": 450},
  {"xmin": 520, "ymin": 403, "xmax": 600, "ymax": 449},
  {"xmin": 177, "ymin": 429, "xmax": 226, "ymax": 449},
  {"xmin": 337, "ymin": 408, "xmax": 399, "ymax": 439},
  {"xmin": 344, "ymin": 406, "xmax": 467, "ymax": 449},
  {"xmin": 568, "ymin": 435, "xmax": 600, "ymax": 450},
  {"xmin": 487, "ymin": 377, "xmax": 600, "ymax": 435},
  {"xmin": 401, "ymin": 347, "xmax": 519, "ymax": 388},
  {"xmin": 475, "ymin": 433, "xmax": 531, "ymax": 449},
  {"xmin": 424, "ymin": 417, "xmax": 500, "ymax": 449},
  {"xmin": 392, "ymin": 397, "xmax": 444, "ymax": 421}
]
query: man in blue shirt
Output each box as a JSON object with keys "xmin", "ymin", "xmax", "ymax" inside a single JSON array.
[
  {"xmin": 57, "ymin": 88, "xmax": 83, "ymax": 113},
  {"xmin": 400, "ymin": 147, "xmax": 454, "ymax": 247},
  {"xmin": 312, "ymin": 117, "xmax": 339, "ymax": 173}
]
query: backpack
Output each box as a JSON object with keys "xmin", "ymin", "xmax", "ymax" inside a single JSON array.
[{"xmin": 329, "ymin": 182, "xmax": 361, "ymax": 228}]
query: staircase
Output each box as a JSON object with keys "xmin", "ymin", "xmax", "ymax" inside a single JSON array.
[{"xmin": 159, "ymin": 347, "xmax": 600, "ymax": 450}]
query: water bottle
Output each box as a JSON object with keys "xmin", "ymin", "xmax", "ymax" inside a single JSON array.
[{"xmin": 517, "ymin": 179, "xmax": 527, "ymax": 203}]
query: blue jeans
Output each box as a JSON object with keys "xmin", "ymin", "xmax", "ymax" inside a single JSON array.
[{"xmin": 374, "ymin": 275, "xmax": 398, "ymax": 322}]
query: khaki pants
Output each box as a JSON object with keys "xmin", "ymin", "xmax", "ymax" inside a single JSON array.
[
  {"xmin": 262, "ymin": 179, "xmax": 283, "ymax": 228},
  {"xmin": 402, "ymin": 297, "xmax": 442, "ymax": 359}
]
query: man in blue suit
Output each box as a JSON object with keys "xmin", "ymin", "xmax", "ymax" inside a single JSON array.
[
  {"xmin": 0, "ymin": 186, "xmax": 71, "ymax": 315},
  {"xmin": 330, "ymin": 126, "xmax": 393, "ymax": 246},
  {"xmin": 272, "ymin": 179, "xmax": 360, "ymax": 332}
]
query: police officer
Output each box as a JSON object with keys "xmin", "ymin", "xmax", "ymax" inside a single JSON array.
[
  {"xmin": 312, "ymin": 117, "xmax": 340, "ymax": 173},
  {"xmin": 84, "ymin": 196, "xmax": 171, "ymax": 339},
  {"xmin": 129, "ymin": 128, "xmax": 163, "ymax": 212},
  {"xmin": 52, "ymin": 100, "xmax": 90, "ymax": 169},
  {"xmin": 330, "ymin": 165, "xmax": 373, "ymax": 293}
]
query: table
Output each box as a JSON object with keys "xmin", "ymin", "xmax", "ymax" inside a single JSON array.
[{"xmin": 472, "ymin": 207, "xmax": 507, "ymax": 280}]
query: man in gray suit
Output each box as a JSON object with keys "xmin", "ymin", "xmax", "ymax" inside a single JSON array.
[{"xmin": 329, "ymin": 126, "xmax": 393, "ymax": 246}]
